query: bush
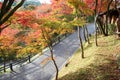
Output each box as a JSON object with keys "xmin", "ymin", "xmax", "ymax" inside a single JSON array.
[{"xmin": 108, "ymin": 24, "xmax": 116, "ymax": 34}]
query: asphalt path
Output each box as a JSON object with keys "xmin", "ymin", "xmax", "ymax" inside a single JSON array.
[{"xmin": 0, "ymin": 23, "xmax": 95, "ymax": 80}]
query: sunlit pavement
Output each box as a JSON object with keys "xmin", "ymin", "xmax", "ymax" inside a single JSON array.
[{"xmin": 0, "ymin": 23, "xmax": 95, "ymax": 80}]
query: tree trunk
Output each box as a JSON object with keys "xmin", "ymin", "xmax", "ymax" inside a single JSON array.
[
  {"xmin": 41, "ymin": 28, "xmax": 59, "ymax": 80},
  {"xmin": 97, "ymin": 17, "xmax": 107, "ymax": 36},
  {"xmin": 105, "ymin": 0, "xmax": 113, "ymax": 36},
  {"xmin": 117, "ymin": 17, "xmax": 120, "ymax": 37},
  {"xmin": 115, "ymin": 0, "xmax": 120, "ymax": 38},
  {"xmin": 78, "ymin": 26, "xmax": 84, "ymax": 58},
  {"xmin": 49, "ymin": 46, "xmax": 59, "ymax": 80},
  {"xmin": 94, "ymin": 0, "xmax": 98, "ymax": 46},
  {"xmin": 83, "ymin": 26, "xmax": 87, "ymax": 42},
  {"xmin": 85, "ymin": 26, "xmax": 90, "ymax": 44},
  {"xmin": 105, "ymin": 18, "xmax": 109, "ymax": 36},
  {"xmin": 95, "ymin": 15, "xmax": 98, "ymax": 46}
]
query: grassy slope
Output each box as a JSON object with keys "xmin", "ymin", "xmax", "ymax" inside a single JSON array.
[{"xmin": 58, "ymin": 35, "xmax": 120, "ymax": 80}]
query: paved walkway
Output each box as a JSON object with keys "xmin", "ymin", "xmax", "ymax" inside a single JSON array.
[{"xmin": 0, "ymin": 23, "xmax": 95, "ymax": 80}]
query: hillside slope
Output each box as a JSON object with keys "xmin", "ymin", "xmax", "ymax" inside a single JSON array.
[{"xmin": 58, "ymin": 35, "xmax": 120, "ymax": 80}]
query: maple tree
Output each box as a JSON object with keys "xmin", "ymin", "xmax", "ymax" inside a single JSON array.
[
  {"xmin": 66, "ymin": 0, "xmax": 89, "ymax": 58},
  {"xmin": 30, "ymin": 3, "xmax": 74, "ymax": 79},
  {"xmin": 37, "ymin": 18, "xmax": 60, "ymax": 80}
]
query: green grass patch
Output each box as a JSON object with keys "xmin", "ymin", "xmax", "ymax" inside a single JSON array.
[{"xmin": 58, "ymin": 35, "xmax": 120, "ymax": 80}]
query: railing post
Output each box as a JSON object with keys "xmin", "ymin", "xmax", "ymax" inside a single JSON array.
[
  {"xmin": 28, "ymin": 54, "xmax": 31, "ymax": 63},
  {"xmin": 9, "ymin": 60, "xmax": 14, "ymax": 71},
  {"xmin": 58, "ymin": 36, "xmax": 60, "ymax": 42},
  {"xmin": 3, "ymin": 58, "xmax": 6, "ymax": 72}
]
